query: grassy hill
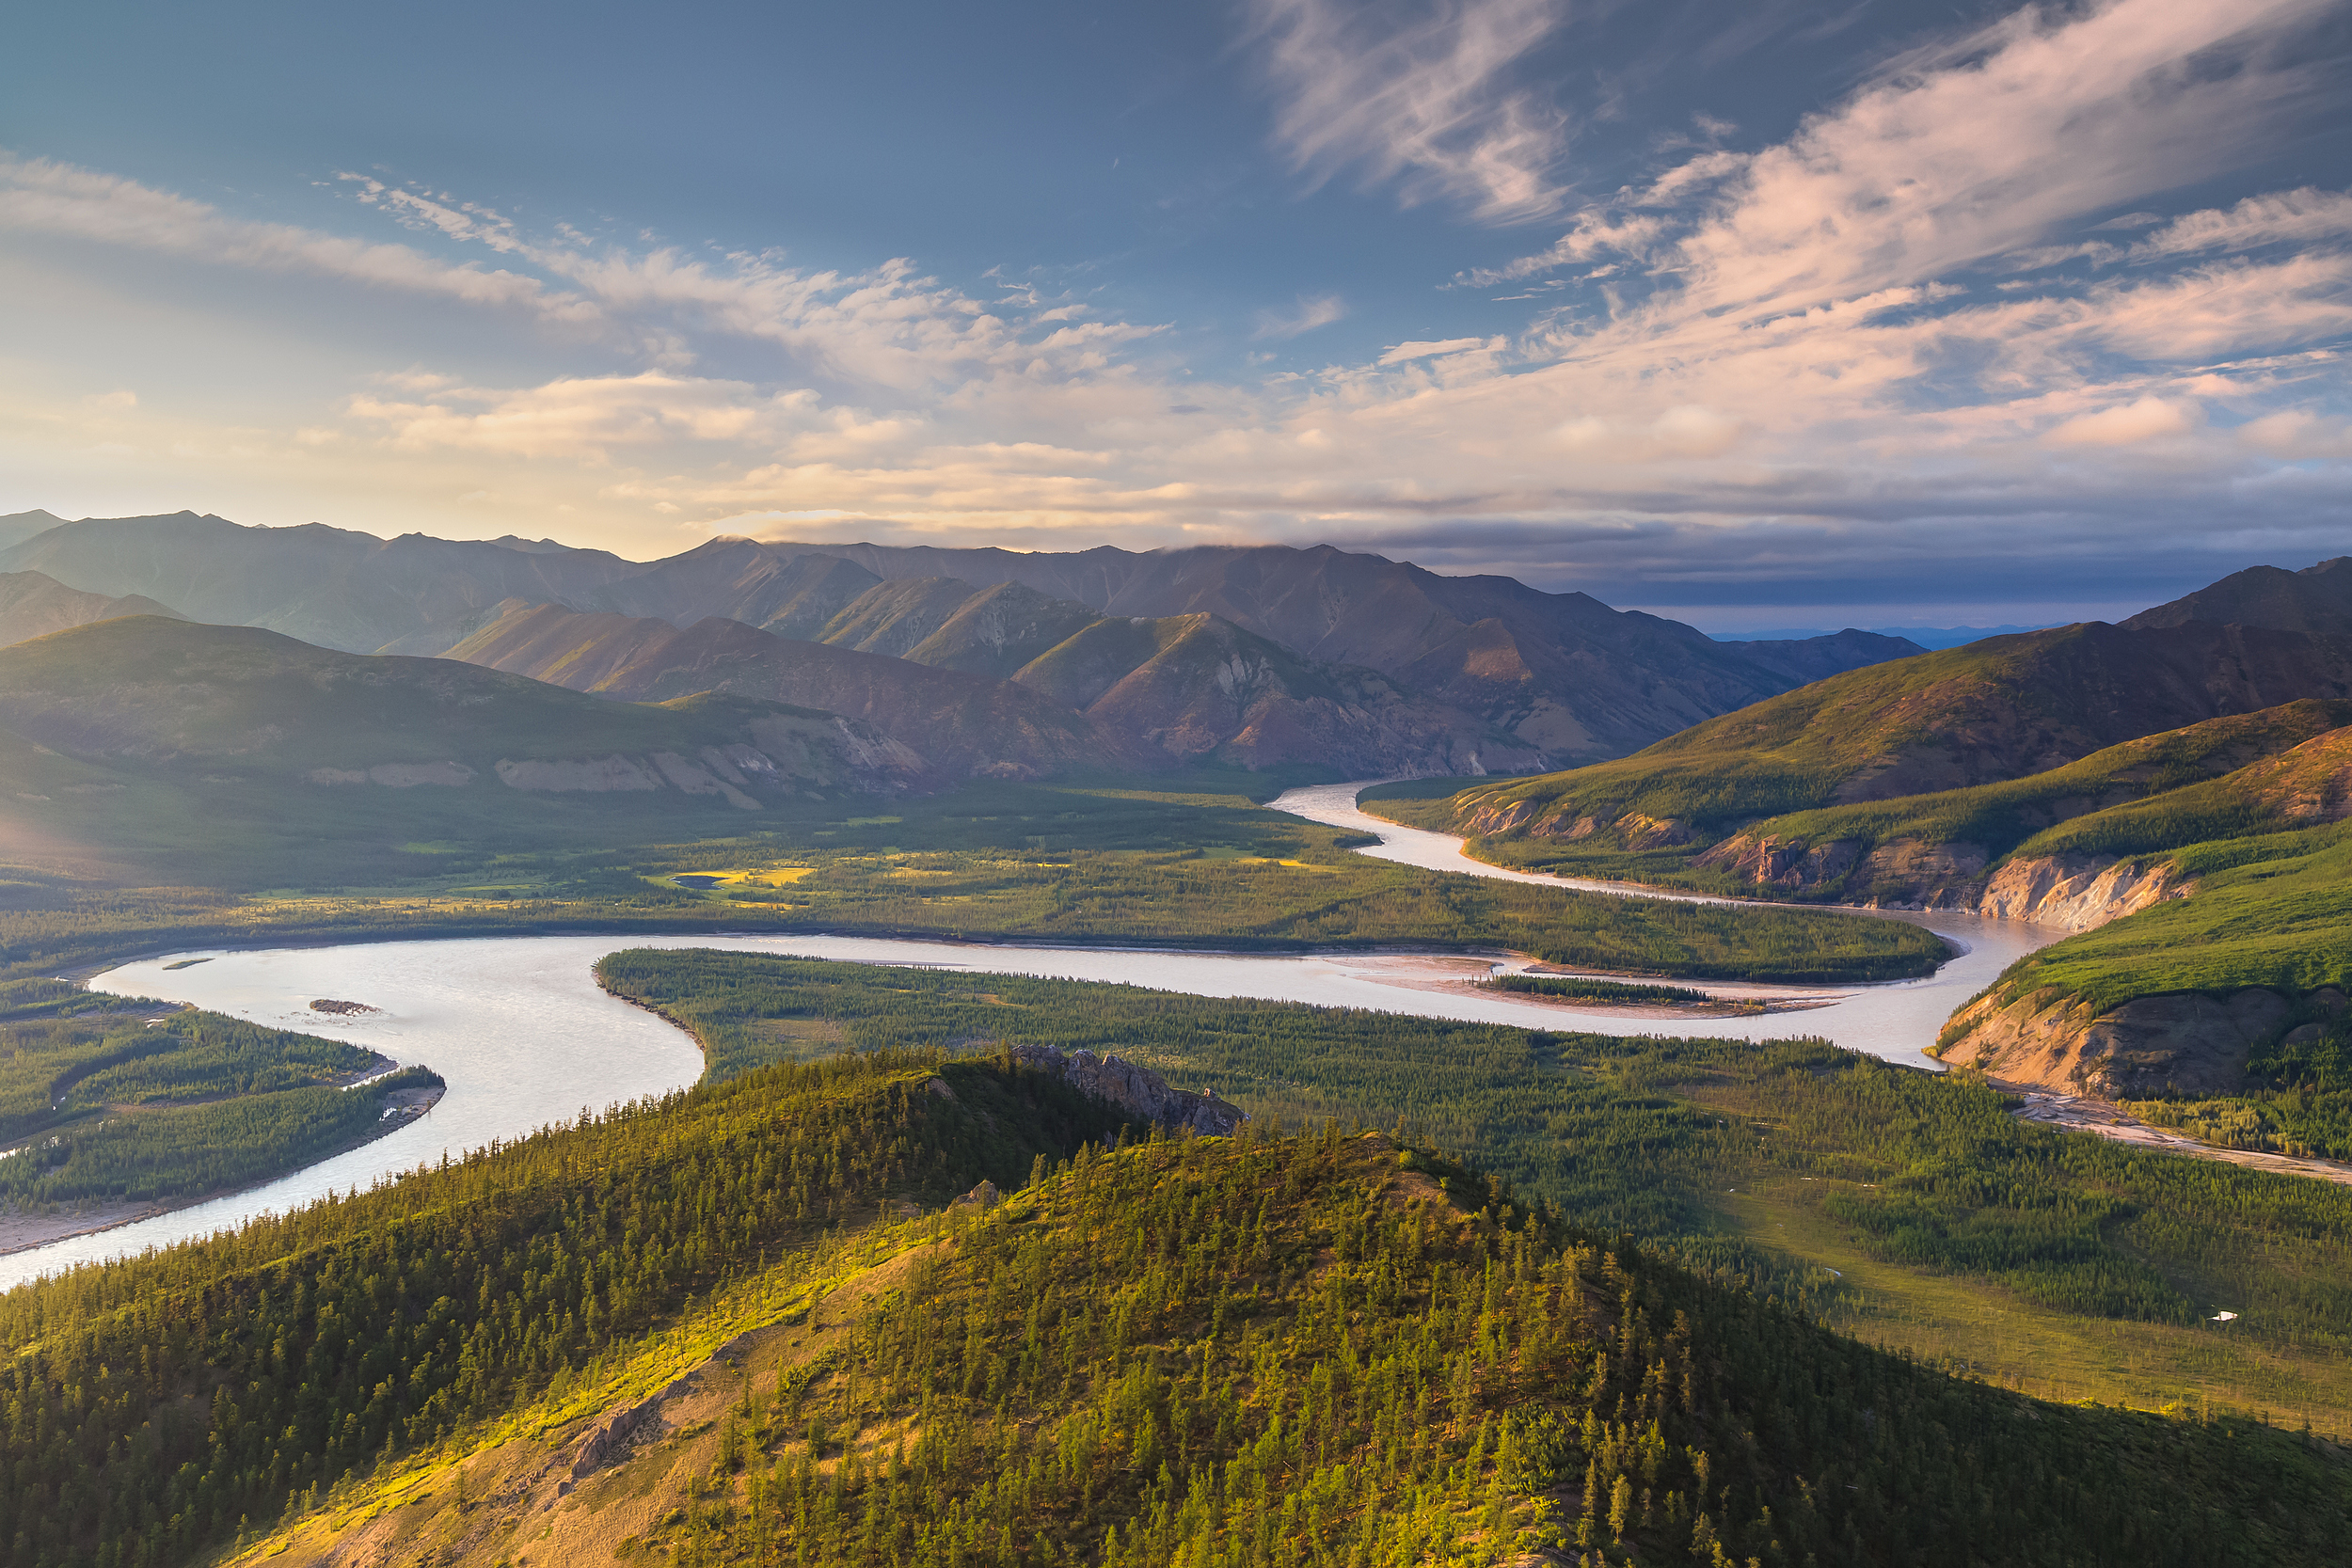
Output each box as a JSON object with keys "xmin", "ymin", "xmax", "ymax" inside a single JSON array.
[
  {"xmin": 0, "ymin": 616, "xmax": 921, "ymax": 885},
  {"xmin": 1414, "ymin": 622, "xmax": 2352, "ymax": 864},
  {"xmin": 0, "ymin": 572, "xmax": 179, "ymax": 648},
  {"xmin": 6, "ymin": 998, "xmax": 2340, "ymax": 1568},
  {"xmin": 1662, "ymin": 701, "xmax": 2352, "ymax": 903}
]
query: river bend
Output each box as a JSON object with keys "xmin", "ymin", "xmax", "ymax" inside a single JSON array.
[{"xmin": 11, "ymin": 781, "xmax": 2059, "ymax": 1287}]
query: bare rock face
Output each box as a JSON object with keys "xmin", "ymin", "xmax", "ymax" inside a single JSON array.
[
  {"xmin": 1008, "ymin": 1042, "xmax": 1247, "ymax": 1136},
  {"xmin": 1938, "ymin": 986, "xmax": 2295, "ymax": 1097},
  {"xmin": 1974, "ymin": 854, "xmax": 2191, "ymax": 930},
  {"xmin": 1693, "ymin": 833, "xmax": 1865, "ymax": 892}
]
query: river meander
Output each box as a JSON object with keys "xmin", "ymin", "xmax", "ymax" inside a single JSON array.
[{"xmin": 10, "ymin": 780, "xmax": 2060, "ymax": 1288}]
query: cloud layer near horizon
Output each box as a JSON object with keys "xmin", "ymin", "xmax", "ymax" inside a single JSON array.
[{"xmin": 1, "ymin": 0, "xmax": 2347, "ymax": 617}]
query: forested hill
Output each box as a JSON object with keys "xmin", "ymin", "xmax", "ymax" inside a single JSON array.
[{"xmin": 1, "ymin": 1012, "xmax": 2342, "ymax": 1566}]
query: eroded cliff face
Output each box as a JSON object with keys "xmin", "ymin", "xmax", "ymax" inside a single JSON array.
[
  {"xmin": 1972, "ymin": 854, "xmax": 2190, "ymax": 930},
  {"xmin": 1935, "ymin": 987, "xmax": 2297, "ymax": 1097},
  {"xmin": 1542, "ymin": 818, "xmax": 2193, "ymax": 932}
]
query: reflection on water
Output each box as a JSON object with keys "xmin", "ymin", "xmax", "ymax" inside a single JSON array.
[{"xmin": 13, "ymin": 781, "xmax": 2059, "ymax": 1286}]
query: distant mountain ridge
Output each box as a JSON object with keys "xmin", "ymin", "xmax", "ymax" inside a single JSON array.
[
  {"xmin": 2123, "ymin": 555, "xmax": 2352, "ymax": 636},
  {"xmin": 444, "ymin": 603, "xmax": 1108, "ymax": 784},
  {"xmin": 0, "ymin": 513, "xmax": 1925, "ymax": 770},
  {"xmin": 448, "ymin": 600, "xmax": 1537, "ymax": 779}
]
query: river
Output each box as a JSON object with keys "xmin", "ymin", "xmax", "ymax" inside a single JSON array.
[{"xmin": 8, "ymin": 781, "xmax": 2059, "ymax": 1288}]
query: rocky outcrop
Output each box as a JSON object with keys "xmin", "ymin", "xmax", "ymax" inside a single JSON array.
[
  {"xmin": 1692, "ymin": 833, "xmax": 1865, "ymax": 892},
  {"xmin": 1934, "ymin": 986, "xmax": 2351, "ymax": 1097},
  {"xmin": 1973, "ymin": 854, "xmax": 2191, "ymax": 930},
  {"xmin": 1007, "ymin": 1043, "xmax": 1247, "ymax": 1135}
]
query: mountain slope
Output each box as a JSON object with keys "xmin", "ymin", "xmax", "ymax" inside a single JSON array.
[
  {"xmin": 1683, "ymin": 700, "xmax": 2352, "ymax": 906},
  {"xmin": 2126, "ymin": 555, "xmax": 2352, "ymax": 635},
  {"xmin": 0, "ymin": 570, "xmax": 180, "ymax": 646},
  {"xmin": 0, "ymin": 511, "xmax": 67, "ymax": 554},
  {"xmin": 814, "ymin": 575, "xmax": 986, "ymax": 657},
  {"xmin": 1435, "ymin": 621, "xmax": 2352, "ymax": 855},
  {"xmin": 445, "ymin": 602, "xmax": 1106, "ymax": 781},
  {"xmin": 899, "ymin": 578, "xmax": 1107, "ymax": 678},
  {"xmin": 451, "ymin": 600, "xmax": 1537, "ymax": 778},
  {"xmin": 0, "ymin": 512, "xmax": 642, "ymax": 654},
  {"xmin": 770, "ymin": 539, "xmax": 1926, "ymax": 762},
  {"xmin": 0, "ymin": 618, "xmax": 921, "ymax": 879},
  {"xmin": 1050, "ymin": 611, "xmax": 1536, "ymax": 773},
  {"xmin": 593, "ymin": 537, "xmax": 885, "ymax": 638}
]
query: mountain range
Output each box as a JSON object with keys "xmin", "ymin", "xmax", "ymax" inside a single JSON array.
[{"xmin": 0, "ymin": 511, "xmax": 1920, "ymax": 777}]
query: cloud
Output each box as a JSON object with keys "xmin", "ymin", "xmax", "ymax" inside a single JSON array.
[
  {"xmin": 2240, "ymin": 409, "xmax": 2352, "ymax": 458},
  {"xmin": 0, "ymin": 151, "xmax": 580, "ymax": 316},
  {"xmin": 4, "ymin": 0, "xmax": 2349, "ymax": 611},
  {"xmin": 1252, "ymin": 293, "xmax": 1348, "ymax": 340},
  {"xmin": 2133, "ymin": 187, "xmax": 2352, "ymax": 259},
  {"xmin": 1376, "ymin": 336, "xmax": 1491, "ymax": 364},
  {"xmin": 1490, "ymin": 0, "xmax": 2343, "ymax": 316},
  {"xmin": 1247, "ymin": 0, "xmax": 1572, "ymax": 224},
  {"xmin": 2042, "ymin": 396, "xmax": 2200, "ymax": 447}
]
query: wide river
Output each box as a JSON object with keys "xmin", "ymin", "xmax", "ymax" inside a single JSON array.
[{"xmin": 9, "ymin": 781, "xmax": 2059, "ymax": 1288}]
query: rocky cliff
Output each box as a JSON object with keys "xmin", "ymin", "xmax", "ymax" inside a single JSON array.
[
  {"xmin": 1006, "ymin": 1043, "xmax": 1246, "ymax": 1136},
  {"xmin": 1971, "ymin": 854, "xmax": 2191, "ymax": 929},
  {"xmin": 1936, "ymin": 985, "xmax": 2347, "ymax": 1098}
]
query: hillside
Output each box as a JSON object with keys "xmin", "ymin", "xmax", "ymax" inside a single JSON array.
[
  {"xmin": 767, "ymin": 537, "xmax": 1924, "ymax": 762},
  {"xmin": 0, "ymin": 513, "xmax": 1923, "ymax": 766},
  {"xmin": 1935, "ymin": 821, "xmax": 2352, "ymax": 1104},
  {"xmin": 0, "ymin": 571, "xmax": 179, "ymax": 646},
  {"xmin": 3, "ymin": 1012, "xmax": 2336, "ymax": 1568},
  {"xmin": 1687, "ymin": 700, "xmax": 2352, "ymax": 908},
  {"xmin": 444, "ymin": 602, "xmax": 1110, "ymax": 781},
  {"xmin": 1422, "ymin": 620, "xmax": 2352, "ymax": 863},
  {"xmin": 0, "ymin": 617, "xmax": 920, "ymax": 881},
  {"xmin": 593, "ymin": 536, "xmax": 888, "ymax": 637},
  {"xmin": 448, "ymin": 599, "xmax": 1536, "ymax": 777},
  {"xmin": 2126, "ymin": 555, "xmax": 2352, "ymax": 635}
]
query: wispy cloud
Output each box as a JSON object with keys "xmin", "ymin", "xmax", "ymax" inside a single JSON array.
[
  {"xmin": 0, "ymin": 152, "xmax": 578, "ymax": 315},
  {"xmin": 1251, "ymin": 293, "xmax": 1348, "ymax": 340},
  {"xmin": 1247, "ymin": 0, "xmax": 1572, "ymax": 224}
]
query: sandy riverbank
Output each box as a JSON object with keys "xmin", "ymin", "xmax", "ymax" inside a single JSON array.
[{"xmin": 2004, "ymin": 1084, "xmax": 2352, "ymax": 1186}]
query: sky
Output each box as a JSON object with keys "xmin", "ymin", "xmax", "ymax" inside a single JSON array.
[{"xmin": 2, "ymin": 0, "xmax": 2349, "ymax": 632}]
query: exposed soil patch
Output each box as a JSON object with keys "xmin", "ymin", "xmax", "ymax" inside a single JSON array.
[{"xmin": 2002, "ymin": 1082, "xmax": 2352, "ymax": 1187}]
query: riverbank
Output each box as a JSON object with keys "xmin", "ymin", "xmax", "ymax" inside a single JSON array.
[{"xmin": 0, "ymin": 1069, "xmax": 446, "ymax": 1257}]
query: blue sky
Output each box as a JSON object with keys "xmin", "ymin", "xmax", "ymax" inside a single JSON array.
[{"xmin": 3, "ymin": 0, "xmax": 2349, "ymax": 629}]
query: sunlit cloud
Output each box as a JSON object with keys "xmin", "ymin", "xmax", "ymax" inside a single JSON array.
[{"xmin": 1246, "ymin": 0, "xmax": 1573, "ymax": 224}]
